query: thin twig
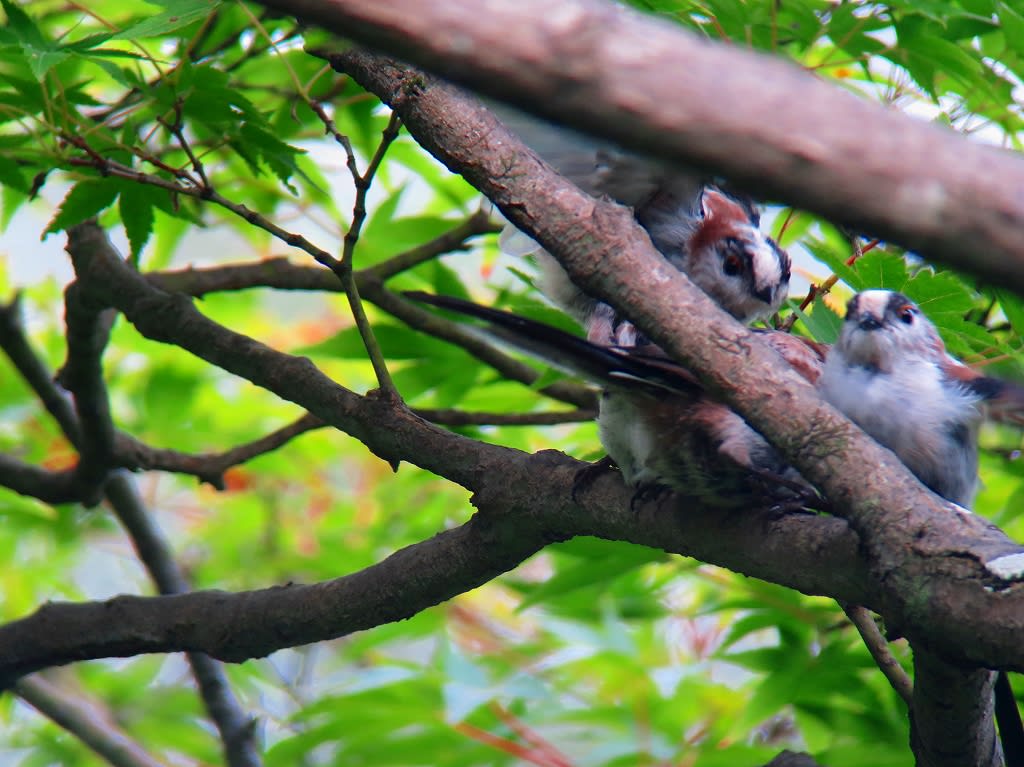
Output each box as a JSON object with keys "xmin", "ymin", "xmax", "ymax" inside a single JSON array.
[
  {"xmin": 333, "ymin": 111, "xmax": 405, "ymax": 399},
  {"xmin": 160, "ymin": 102, "xmax": 209, "ymax": 187},
  {"xmin": 780, "ymin": 236, "xmax": 877, "ymax": 332},
  {"xmin": 146, "ymin": 211, "xmax": 497, "ymax": 296},
  {"xmin": 357, "ymin": 207, "xmax": 500, "ymax": 283},
  {"xmin": 116, "ymin": 413, "xmax": 326, "ymax": 488},
  {"xmin": 840, "ymin": 602, "xmax": 913, "ymax": 706},
  {"xmin": 236, "ymin": 1, "xmax": 401, "ymax": 398},
  {"xmin": 145, "ymin": 240, "xmax": 597, "ymax": 409},
  {"xmin": 65, "ymin": 153, "xmax": 339, "ymax": 269}
]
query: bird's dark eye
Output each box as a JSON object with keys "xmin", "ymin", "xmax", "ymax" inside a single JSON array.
[
  {"xmin": 723, "ymin": 253, "xmax": 742, "ymax": 276},
  {"xmin": 898, "ymin": 305, "xmax": 916, "ymax": 324}
]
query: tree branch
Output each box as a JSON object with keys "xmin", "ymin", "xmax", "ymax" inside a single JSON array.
[
  {"xmin": 0, "ymin": 222, "xmax": 879, "ymax": 688},
  {"xmin": 911, "ymin": 650, "xmax": 1001, "ymax": 767},
  {"xmin": 102, "ymin": 475, "xmax": 262, "ymax": 767},
  {"xmin": 260, "ymin": 0, "xmax": 1024, "ymax": 294},
  {"xmin": 114, "ymin": 413, "xmax": 325, "ymax": 489},
  {"xmin": 66, "ymin": 222, "xmax": 517, "ymax": 491},
  {"xmin": 56, "ymin": 283, "xmax": 118, "ymax": 504},
  {"xmin": 0, "ymin": 294, "xmax": 82, "ymax": 448},
  {"xmin": 319, "ymin": 53, "xmax": 1024, "ymax": 760},
  {"xmin": 0, "ymin": 448, "xmax": 867, "ymax": 687},
  {"xmin": 358, "ymin": 207, "xmax": 499, "ymax": 283},
  {"xmin": 13, "ymin": 674, "xmax": 168, "ymax": 767},
  {"xmin": 0, "ymin": 297, "xmax": 262, "ymax": 767},
  {"xmin": 0, "ymin": 453, "xmax": 79, "ymax": 504},
  {"xmin": 840, "ymin": 603, "xmax": 913, "ymax": 707},
  {"xmin": 335, "ymin": 111, "xmax": 403, "ymax": 398}
]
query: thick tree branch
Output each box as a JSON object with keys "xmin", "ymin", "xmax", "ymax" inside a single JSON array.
[
  {"xmin": 0, "ymin": 449, "xmax": 866, "ymax": 687},
  {"xmin": 323, "ymin": 50, "xmax": 1024, "ymax": 676},
  {"xmin": 911, "ymin": 650, "xmax": 1000, "ymax": 767},
  {"xmin": 260, "ymin": 0, "xmax": 1024, "ymax": 294}
]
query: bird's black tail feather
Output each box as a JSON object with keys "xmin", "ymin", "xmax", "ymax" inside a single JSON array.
[{"xmin": 404, "ymin": 291, "xmax": 702, "ymax": 396}]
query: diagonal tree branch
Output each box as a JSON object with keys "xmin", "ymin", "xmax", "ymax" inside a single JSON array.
[
  {"xmin": 309, "ymin": 50, "xmax": 1023, "ymax": 763},
  {"xmin": 13, "ymin": 674, "xmax": 168, "ymax": 767},
  {"xmin": 0, "ymin": 294, "xmax": 82, "ymax": 448},
  {"xmin": 258, "ymin": 0, "xmax": 1024, "ymax": 294},
  {"xmin": 840, "ymin": 603, "xmax": 913, "ymax": 707}
]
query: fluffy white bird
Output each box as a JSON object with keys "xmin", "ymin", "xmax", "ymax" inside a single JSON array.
[{"xmin": 819, "ymin": 289, "xmax": 1024, "ymax": 508}]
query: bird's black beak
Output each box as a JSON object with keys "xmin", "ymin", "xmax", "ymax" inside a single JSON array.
[{"xmin": 753, "ymin": 285, "xmax": 775, "ymax": 305}]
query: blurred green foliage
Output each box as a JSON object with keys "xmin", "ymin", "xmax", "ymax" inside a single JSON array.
[{"xmin": 0, "ymin": 0, "xmax": 1022, "ymax": 765}]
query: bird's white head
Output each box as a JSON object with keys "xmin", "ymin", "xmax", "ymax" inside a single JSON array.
[
  {"xmin": 836, "ymin": 290, "xmax": 944, "ymax": 373},
  {"xmin": 678, "ymin": 188, "xmax": 790, "ymax": 323}
]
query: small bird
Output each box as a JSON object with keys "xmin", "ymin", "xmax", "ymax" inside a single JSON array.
[
  {"xmin": 405, "ymin": 291, "xmax": 826, "ymax": 507},
  {"xmin": 486, "ymin": 102, "xmax": 791, "ymax": 332},
  {"xmin": 819, "ymin": 289, "xmax": 1024, "ymax": 508},
  {"xmin": 819, "ymin": 289, "xmax": 1024, "ymax": 760}
]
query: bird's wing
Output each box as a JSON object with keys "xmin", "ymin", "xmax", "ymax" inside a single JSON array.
[
  {"xmin": 483, "ymin": 99, "xmax": 702, "ymax": 209},
  {"xmin": 942, "ymin": 356, "xmax": 1024, "ymax": 426}
]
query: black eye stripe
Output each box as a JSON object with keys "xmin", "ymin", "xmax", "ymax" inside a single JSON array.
[
  {"xmin": 721, "ymin": 238, "xmax": 752, "ymax": 267},
  {"xmin": 885, "ymin": 291, "xmax": 916, "ymax": 316}
]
